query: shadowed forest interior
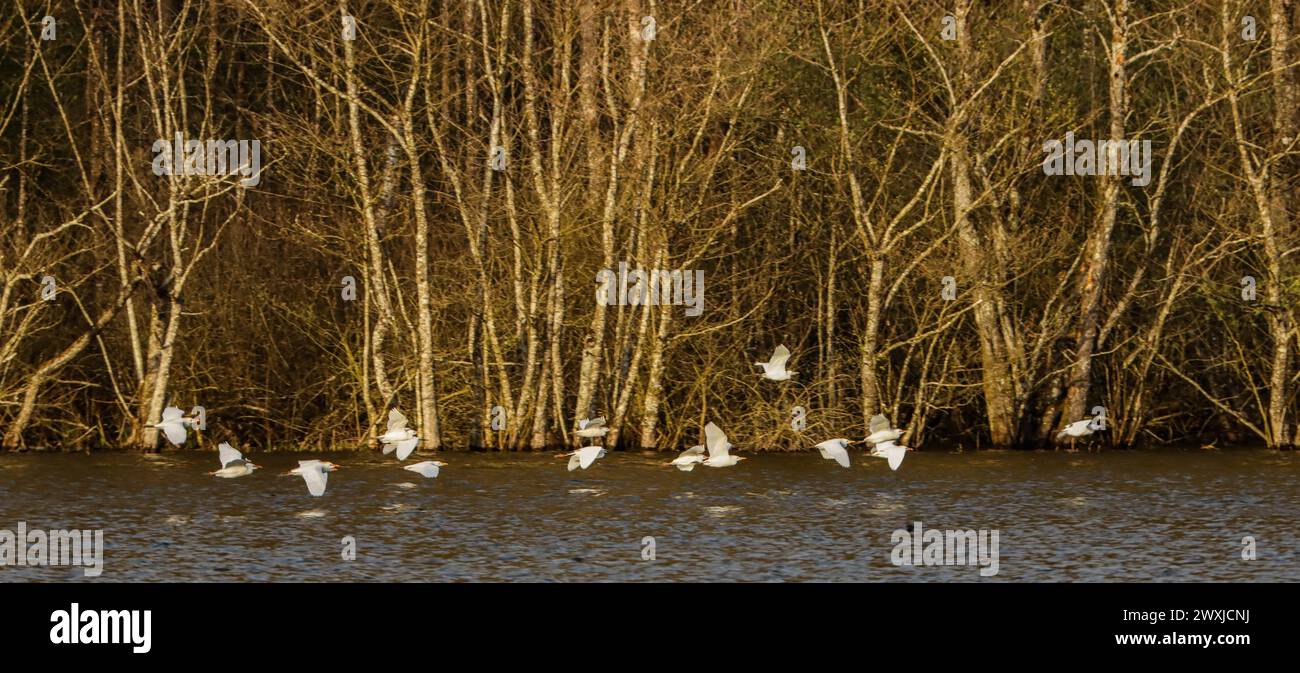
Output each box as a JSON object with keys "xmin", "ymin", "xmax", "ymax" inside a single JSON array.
[{"xmin": 1, "ymin": 0, "xmax": 1297, "ymax": 451}]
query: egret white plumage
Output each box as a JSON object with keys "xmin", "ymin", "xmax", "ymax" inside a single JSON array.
[
  {"xmin": 667, "ymin": 445, "xmax": 706, "ymax": 471},
  {"xmin": 209, "ymin": 442, "xmax": 259, "ymax": 478},
  {"xmin": 869, "ymin": 440, "xmax": 912, "ymax": 471},
  {"xmin": 153, "ymin": 406, "xmax": 196, "ymax": 446},
  {"xmin": 1057, "ymin": 415, "xmax": 1104, "ymax": 450},
  {"xmin": 378, "ymin": 408, "xmax": 420, "ymax": 460},
  {"xmin": 403, "ymin": 460, "xmax": 447, "ymax": 478},
  {"xmin": 813, "ymin": 438, "xmax": 854, "ymax": 468},
  {"xmin": 865, "ymin": 414, "xmax": 904, "ymax": 445},
  {"xmin": 701, "ymin": 422, "xmax": 745, "ymax": 467},
  {"xmin": 564, "ymin": 445, "xmax": 606, "ymax": 471},
  {"xmin": 574, "ymin": 417, "xmax": 609, "ymax": 440},
  {"xmin": 1057, "ymin": 417, "xmax": 1099, "ymax": 439},
  {"xmin": 287, "ymin": 460, "xmax": 339, "ymax": 496},
  {"xmin": 754, "ymin": 344, "xmax": 796, "ymax": 381}
]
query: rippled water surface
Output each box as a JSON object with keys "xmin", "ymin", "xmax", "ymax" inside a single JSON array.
[{"xmin": 2, "ymin": 449, "xmax": 1297, "ymax": 582}]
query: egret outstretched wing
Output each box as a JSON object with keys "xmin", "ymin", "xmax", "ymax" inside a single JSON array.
[
  {"xmin": 576, "ymin": 446, "xmax": 605, "ymax": 469},
  {"xmin": 770, "ymin": 344, "xmax": 791, "ymax": 368},
  {"xmin": 160, "ymin": 423, "xmax": 187, "ymax": 446},
  {"xmin": 815, "ymin": 439, "xmax": 851, "ymax": 468},
  {"xmin": 869, "ymin": 414, "xmax": 891, "ymax": 434},
  {"xmin": 298, "ymin": 460, "xmax": 329, "ymax": 496},
  {"xmin": 669, "ymin": 445, "xmax": 706, "ymax": 471},
  {"xmin": 704, "ymin": 422, "xmax": 730, "ymax": 459},
  {"xmin": 873, "ymin": 441, "xmax": 907, "ymax": 471},
  {"xmin": 218, "ymin": 442, "xmax": 243, "ymax": 468},
  {"xmin": 404, "ymin": 461, "xmax": 442, "ymax": 478},
  {"xmin": 394, "ymin": 437, "xmax": 419, "ymax": 461},
  {"xmin": 387, "ymin": 408, "xmax": 409, "ymax": 433}
]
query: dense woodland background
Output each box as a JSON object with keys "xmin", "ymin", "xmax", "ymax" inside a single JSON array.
[{"xmin": 1, "ymin": 0, "xmax": 1297, "ymax": 452}]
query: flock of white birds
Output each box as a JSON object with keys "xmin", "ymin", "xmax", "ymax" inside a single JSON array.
[{"xmin": 155, "ymin": 344, "xmax": 1102, "ymax": 496}]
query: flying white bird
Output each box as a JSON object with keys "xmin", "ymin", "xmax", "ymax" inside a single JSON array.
[
  {"xmin": 379, "ymin": 408, "xmax": 420, "ymax": 460},
  {"xmin": 209, "ymin": 442, "xmax": 259, "ymax": 478},
  {"xmin": 1057, "ymin": 415, "xmax": 1104, "ymax": 450},
  {"xmin": 702, "ymin": 422, "xmax": 745, "ymax": 467},
  {"xmin": 814, "ymin": 438, "xmax": 854, "ymax": 468},
  {"xmin": 564, "ymin": 445, "xmax": 607, "ymax": 471},
  {"xmin": 403, "ymin": 460, "xmax": 448, "ymax": 478},
  {"xmin": 865, "ymin": 414, "xmax": 904, "ymax": 445},
  {"xmin": 287, "ymin": 460, "xmax": 339, "ymax": 496},
  {"xmin": 574, "ymin": 417, "xmax": 609, "ymax": 440},
  {"xmin": 755, "ymin": 344, "xmax": 797, "ymax": 381},
  {"xmin": 153, "ymin": 406, "xmax": 196, "ymax": 446},
  {"xmin": 1058, "ymin": 417, "xmax": 1100, "ymax": 439},
  {"xmin": 870, "ymin": 440, "xmax": 912, "ymax": 471},
  {"xmin": 666, "ymin": 445, "xmax": 706, "ymax": 471}
]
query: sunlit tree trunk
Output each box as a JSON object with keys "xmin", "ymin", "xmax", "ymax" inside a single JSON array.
[
  {"xmin": 1060, "ymin": 0, "xmax": 1128, "ymax": 436},
  {"xmin": 1222, "ymin": 1, "xmax": 1296, "ymax": 449},
  {"xmin": 947, "ymin": 0, "xmax": 1016, "ymax": 445}
]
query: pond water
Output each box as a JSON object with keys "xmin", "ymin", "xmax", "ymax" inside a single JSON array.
[{"xmin": 1, "ymin": 448, "xmax": 1296, "ymax": 581}]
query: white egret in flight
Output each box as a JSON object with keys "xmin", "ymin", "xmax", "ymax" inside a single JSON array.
[
  {"xmin": 865, "ymin": 414, "xmax": 904, "ymax": 445},
  {"xmin": 869, "ymin": 440, "xmax": 912, "ymax": 471},
  {"xmin": 813, "ymin": 438, "xmax": 854, "ymax": 468},
  {"xmin": 667, "ymin": 445, "xmax": 706, "ymax": 471},
  {"xmin": 564, "ymin": 445, "xmax": 607, "ymax": 471},
  {"xmin": 701, "ymin": 422, "xmax": 745, "ymax": 467},
  {"xmin": 574, "ymin": 417, "xmax": 609, "ymax": 440},
  {"xmin": 287, "ymin": 460, "xmax": 339, "ymax": 497},
  {"xmin": 754, "ymin": 344, "xmax": 796, "ymax": 381},
  {"xmin": 1057, "ymin": 415, "xmax": 1104, "ymax": 451},
  {"xmin": 153, "ymin": 406, "xmax": 196, "ymax": 446},
  {"xmin": 403, "ymin": 460, "xmax": 448, "ymax": 478},
  {"xmin": 379, "ymin": 408, "xmax": 420, "ymax": 460},
  {"xmin": 209, "ymin": 442, "xmax": 259, "ymax": 478}
]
